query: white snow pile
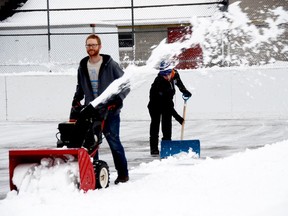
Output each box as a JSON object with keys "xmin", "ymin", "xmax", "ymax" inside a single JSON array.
[
  {"xmin": 1, "ymin": 141, "xmax": 288, "ymax": 216},
  {"xmin": 12, "ymin": 157, "xmax": 79, "ymax": 194}
]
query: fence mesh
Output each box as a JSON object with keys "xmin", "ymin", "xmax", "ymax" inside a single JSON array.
[{"xmin": 0, "ymin": 0, "xmax": 287, "ymax": 73}]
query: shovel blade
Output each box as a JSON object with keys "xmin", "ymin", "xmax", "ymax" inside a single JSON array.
[{"xmin": 160, "ymin": 140, "xmax": 200, "ymax": 159}]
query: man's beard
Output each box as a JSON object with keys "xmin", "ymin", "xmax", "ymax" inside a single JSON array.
[{"xmin": 87, "ymin": 49, "xmax": 99, "ymax": 57}]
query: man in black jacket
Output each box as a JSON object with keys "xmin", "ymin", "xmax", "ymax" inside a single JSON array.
[
  {"xmin": 148, "ymin": 60, "xmax": 192, "ymax": 155},
  {"xmin": 71, "ymin": 34, "xmax": 129, "ymax": 184}
]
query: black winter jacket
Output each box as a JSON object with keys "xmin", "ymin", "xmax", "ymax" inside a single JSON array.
[
  {"xmin": 73, "ymin": 54, "xmax": 128, "ymax": 114},
  {"xmin": 148, "ymin": 70, "xmax": 187, "ymax": 113}
]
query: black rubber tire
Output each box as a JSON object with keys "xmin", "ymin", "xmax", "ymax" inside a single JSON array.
[{"xmin": 93, "ymin": 160, "xmax": 110, "ymax": 189}]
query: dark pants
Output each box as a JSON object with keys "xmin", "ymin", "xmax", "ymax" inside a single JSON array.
[
  {"xmin": 84, "ymin": 111, "xmax": 128, "ymax": 177},
  {"xmin": 148, "ymin": 107, "xmax": 172, "ymax": 152},
  {"xmin": 103, "ymin": 112, "xmax": 128, "ymax": 177}
]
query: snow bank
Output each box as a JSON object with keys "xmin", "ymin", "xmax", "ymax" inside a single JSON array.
[{"xmin": 1, "ymin": 140, "xmax": 288, "ymax": 216}]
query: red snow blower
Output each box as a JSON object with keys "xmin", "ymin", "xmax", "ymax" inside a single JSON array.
[{"xmin": 9, "ymin": 110, "xmax": 110, "ymax": 192}]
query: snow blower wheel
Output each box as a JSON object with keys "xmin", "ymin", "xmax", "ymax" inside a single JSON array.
[{"xmin": 93, "ymin": 160, "xmax": 110, "ymax": 189}]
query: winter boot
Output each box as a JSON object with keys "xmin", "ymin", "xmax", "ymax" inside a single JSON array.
[{"xmin": 150, "ymin": 137, "xmax": 159, "ymax": 156}]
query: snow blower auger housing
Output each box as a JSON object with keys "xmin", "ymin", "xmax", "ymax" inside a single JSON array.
[
  {"xmin": 9, "ymin": 148, "xmax": 96, "ymax": 192},
  {"xmin": 9, "ymin": 120, "xmax": 110, "ymax": 193}
]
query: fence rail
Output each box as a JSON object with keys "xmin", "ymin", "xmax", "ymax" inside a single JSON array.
[{"xmin": 0, "ymin": 0, "xmax": 287, "ymax": 73}]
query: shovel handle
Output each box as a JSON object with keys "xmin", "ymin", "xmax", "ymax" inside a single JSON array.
[{"xmin": 180, "ymin": 99, "xmax": 187, "ymax": 140}]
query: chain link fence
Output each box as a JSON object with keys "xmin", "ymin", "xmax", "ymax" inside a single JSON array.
[{"xmin": 0, "ymin": 0, "xmax": 287, "ymax": 73}]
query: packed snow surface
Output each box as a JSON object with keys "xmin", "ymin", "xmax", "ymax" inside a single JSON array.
[{"xmin": 1, "ymin": 141, "xmax": 288, "ymax": 216}]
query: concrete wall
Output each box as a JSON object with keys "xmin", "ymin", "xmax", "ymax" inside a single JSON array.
[
  {"xmin": 1, "ymin": 65, "xmax": 288, "ymax": 121},
  {"xmin": 0, "ymin": 74, "xmax": 76, "ymax": 121},
  {"xmin": 0, "ymin": 76, "xmax": 6, "ymax": 120},
  {"xmin": 176, "ymin": 66, "xmax": 288, "ymax": 119}
]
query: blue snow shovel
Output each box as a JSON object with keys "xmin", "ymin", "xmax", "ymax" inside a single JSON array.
[{"xmin": 160, "ymin": 95, "xmax": 200, "ymax": 158}]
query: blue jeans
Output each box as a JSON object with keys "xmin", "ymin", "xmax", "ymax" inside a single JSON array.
[{"xmin": 103, "ymin": 112, "xmax": 128, "ymax": 177}]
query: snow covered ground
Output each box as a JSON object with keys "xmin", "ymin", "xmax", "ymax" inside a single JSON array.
[
  {"xmin": 1, "ymin": 1, "xmax": 288, "ymax": 215},
  {"xmin": 0, "ymin": 119, "xmax": 288, "ymax": 216}
]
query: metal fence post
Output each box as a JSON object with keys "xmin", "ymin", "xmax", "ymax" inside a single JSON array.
[
  {"xmin": 46, "ymin": 0, "xmax": 51, "ymax": 71},
  {"xmin": 131, "ymin": 0, "xmax": 135, "ymax": 62}
]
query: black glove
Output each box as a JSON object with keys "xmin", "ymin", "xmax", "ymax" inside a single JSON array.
[
  {"xmin": 174, "ymin": 114, "xmax": 184, "ymax": 125},
  {"xmin": 172, "ymin": 109, "xmax": 184, "ymax": 125},
  {"xmin": 78, "ymin": 103, "xmax": 97, "ymax": 121},
  {"xmin": 106, "ymin": 95, "xmax": 123, "ymax": 110},
  {"xmin": 69, "ymin": 99, "xmax": 82, "ymax": 122},
  {"xmin": 72, "ymin": 99, "xmax": 81, "ymax": 108},
  {"xmin": 182, "ymin": 89, "xmax": 192, "ymax": 99},
  {"xmin": 94, "ymin": 103, "xmax": 108, "ymax": 120}
]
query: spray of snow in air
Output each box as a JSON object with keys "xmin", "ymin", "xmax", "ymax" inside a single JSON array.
[
  {"xmin": 92, "ymin": 2, "xmax": 288, "ymax": 108},
  {"xmin": 148, "ymin": 2, "xmax": 288, "ymax": 67}
]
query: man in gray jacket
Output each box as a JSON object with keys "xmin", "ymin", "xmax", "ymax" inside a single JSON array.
[{"xmin": 71, "ymin": 34, "xmax": 129, "ymax": 184}]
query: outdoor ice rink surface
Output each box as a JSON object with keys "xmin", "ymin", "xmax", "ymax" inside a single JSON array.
[{"xmin": 1, "ymin": 119, "xmax": 288, "ymax": 199}]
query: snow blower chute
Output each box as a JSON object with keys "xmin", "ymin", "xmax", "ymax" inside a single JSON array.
[{"xmin": 160, "ymin": 96, "xmax": 200, "ymax": 158}]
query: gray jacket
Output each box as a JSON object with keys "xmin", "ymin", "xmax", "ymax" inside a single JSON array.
[{"xmin": 73, "ymin": 54, "xmax": 129, "ymax": 113}]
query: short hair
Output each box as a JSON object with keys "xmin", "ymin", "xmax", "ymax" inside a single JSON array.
[{"xmin": 86, "ymin": 34, "xmax": 102, "ymax": 45}]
